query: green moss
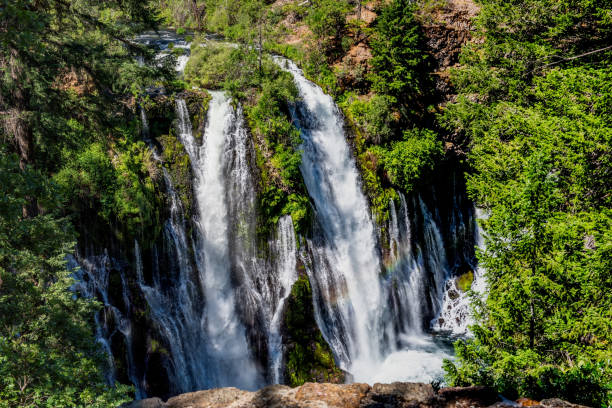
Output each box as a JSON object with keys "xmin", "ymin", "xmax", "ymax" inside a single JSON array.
[
  {"xmin": 456, "ymin": 270, "xmax": 474, "ymax": 292},
  {"xmin": 283, "ymin": 275, "xmax": 344, "ymax": 387},
  {"xmin": 149, "ymin": 338, "xmax": 169, "ymax": 356},
  {"xmin": 184, "ymin": 89, "xmax": 212, "ymax": 139},
  {"xmin": 158, "ymin": 131, "xmax": 192, "ymax": 218}
]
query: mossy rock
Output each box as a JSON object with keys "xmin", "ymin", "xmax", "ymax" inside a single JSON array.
[
  {"xmin": 158, "ymin": 131, "xmax": 192, "ymax": 218},
  {"xmin": 456, "ymin": 270, "xmax": 474, "ymax": 292},
  {"xmin": 182, "ymin": 89, "xmax": 212, "ymax": 139},
  {"xmin": 282, "ymin": 274, "xmax": 344, "ymax": 387}
]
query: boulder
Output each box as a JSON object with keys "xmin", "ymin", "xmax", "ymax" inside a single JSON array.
[
  {"xmin": 437, "ymin": 386, "xmax": 498, "ymax": 407},
  {"xmin": 165, "ymin": 387, "xmax": 252, "ymax": 408},
  {"xmin": 122, "ymin": 382, "xmax": 587, "ymax": 408},
  {"xmin": 360, "ymin": 382, "xmax": 436, "ymax": 408},
  {"xmin": 294, "ymin": 382, "xmax": 370, "ymax": 408},
  {"xmin": 122, "ymin": 397, "xmax": 166, "ymax": 408},
  {"xmin": 540, "ymin": 399, "xmax": 590, "ymax": 408}
]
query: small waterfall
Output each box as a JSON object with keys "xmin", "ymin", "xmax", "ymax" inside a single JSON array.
[
  {"xmin": 136, "ymin": 107, "xmax": 210, "ymax": 394},
  {"xmin": 68, "ymin": 254, "xmax": 117, "ymax": 385},
  {"xmin": 68, "ymin": 252, "xmax": 146, "ymax": 398},
  {"xmin": 386, "ymin": 193, "xmax": 425, "ymax": 333},
  {"xmin": 267, "ymin": 215, "xmax": 298, "ymax": 383},
  {"xmin": 176, "ymin": 94, "xmax": 263, "ymax": 390},
  {"xmin": 418, "ymin": 196, "xmax": 450, "ymax": 316},
  {"xmin": 140, "ymin": 106, "xmax": 150, "ymax": 139},
  {"xmin": 432, "ymin": 207, "xmax": 487, "ymax": 335}
]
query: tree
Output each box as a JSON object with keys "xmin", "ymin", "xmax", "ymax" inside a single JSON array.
[
  {"xmin": 0, "ymin": 0, "xmax": 166, "ymax": 175},
  {"xmin": 368, "ymin": 0, "xmax": 430, "ymax": 116},
  {"xmin": 444, "ymin": 154, "xmax": 612, "ymax": 405},
  {"xmin": 441, "ymin": 1, "xmax": 612, "ymax": 401},
  {"xmin": 370, "ymin": 128, "xmax": 442, "ymax": 193},
  {"xmin": 0, "ymin": 153, "xmax": 133, "ymax": 407},
  {"xmin": 306, "ymin": 0, "xmax": 351, "ymax": 58}
]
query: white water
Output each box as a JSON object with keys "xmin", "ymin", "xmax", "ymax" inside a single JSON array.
[
  {"xmin": 432, "ymin": 207, "xmax": 488, "ymax": 335},
  {"xmin": 176, "ymin": 95, "xmax": 263, "ymax": 389},
  {"xmin": 68, "ymin": 252, "xmax": 147, "ymax": 398},
  {"xmin": 84, "ymin": 32, "xmax": 481, "ymax": 392},
  {"xmin": 276, "ymin": 58, "xmax": 386, "ymax": 376},
  {"xmin": 277, "ymin": 57, "xmax": 459, "ymax": 384},
  {"xmin": 267, "ymin": 215, "xmax": 298, "ymax": 383}
]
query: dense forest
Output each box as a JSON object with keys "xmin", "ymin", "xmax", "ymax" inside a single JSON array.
[{"xmin": 0, "ymin": 0, "xmax": 610, "ymax": 407}]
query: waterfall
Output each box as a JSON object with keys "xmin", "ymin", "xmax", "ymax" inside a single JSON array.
[
  {"xmin": 277, "ymin": 57, "xmax": 389, "ymax": 378},
  {"xmin": 432, "ymin": 207, "xmax": 487, "ymax": 335},
  {"xmin": 68, "ymin": 251, "xmax": 146, "ymax": 398},
  {"xmin": 140, "ymin": 106, "xmax": 149, "ymax": 139},
  {"xmin": 277, "ymin": 57, "xmax": 458, "ymax": 384},
  {"xmin": 175, "ymin": 94, "xmax": 263, "ymax": 389},
  {"xmin": 84, "ymin": 30, "xmax": 482, "ymax": 392},
  {"xmin": 386, "ymin": 193, "xmax": 426, "ymax": 334},
  {"xmin": 268, "ymin": 215, "xmax": 298, "ymax": 383}
]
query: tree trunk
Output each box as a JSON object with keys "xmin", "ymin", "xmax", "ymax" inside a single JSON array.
[
  {"xmin": 258, "ymin": 21, "xmax": 263, "ymax": 77},
  {"xmin": 6, "ymin": 47, "xmax": 33, "ymax": 170},
  {"xmin": 5, "ymin": 47, "xmax": 37, "ymax": 217}
]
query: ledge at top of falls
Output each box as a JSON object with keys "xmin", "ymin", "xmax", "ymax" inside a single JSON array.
[{"xmin": 122, "ymin": 382, "xmax": 589, "ymax": 408}]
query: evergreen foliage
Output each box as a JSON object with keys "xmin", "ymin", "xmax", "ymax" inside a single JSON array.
[
  {"xmin": 0, "ymin": 0, "xmax": 170, "ymax": 405},
  {"xmin": 442, "ymin": 1, "xmax": 612, "ymax": 405},
  {"xmin": 369, "ymin": 0, "xmax": 430, "ymax": 114},
  {"xmin": 0, "ymin": 154, "xmax": 133, "ymax": 407}
]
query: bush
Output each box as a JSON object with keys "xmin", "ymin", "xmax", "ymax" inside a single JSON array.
[
  {"xmin": 371, "ymin": 128, "xmax": 442, "ymax": 193},
  {"xmin": 341, "ymin": 93, "xmax": 398, "ymax": 144},
  {"xmin": 369, "ymin": 0, "xmax": 430, "ymax": 112}
]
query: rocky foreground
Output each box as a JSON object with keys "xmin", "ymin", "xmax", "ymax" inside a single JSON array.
[{"xmin": 124, "ymin": 382, "xmax": 588, "ymax": 408}]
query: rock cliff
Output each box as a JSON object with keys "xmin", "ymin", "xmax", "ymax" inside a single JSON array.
[{"xmin": 124, "ymin": 382, "xmax": 589, "ymax": 408}]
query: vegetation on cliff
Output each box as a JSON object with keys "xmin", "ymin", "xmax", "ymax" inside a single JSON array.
[
  {"xmin": 441, "ymin": 0, "xmax": 612, "ymax": 406},
  {"xmin": 282, "ymin": 274, "xmax": 344, "ymax": 386},
  {"xmin": 0, "ymin": 0, "xmax": 172, "ymax": 405},
  {"xmin": 184, "ymin": 42, "xmax": 312, "ymax": 237}
]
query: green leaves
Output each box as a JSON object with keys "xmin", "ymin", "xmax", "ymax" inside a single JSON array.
[
  {"xmin": 369, "ymin": 0, "xmax": 430, "ymax": 114},
  {"xmin": 442, "ymin": 1, "xmax": 612, "ymax": 404},
  {"xmin": 370, "ymin": 128, "xmax": 443, "ymax": 193},
  {"xmin": 0, "ymin": 154, "xmax": 133, "ymax": 407}
]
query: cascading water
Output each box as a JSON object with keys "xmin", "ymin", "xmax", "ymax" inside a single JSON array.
[
  {"xmin": 79, "ymin": 30, "xmax": 482, "ymax": 395},
  {"xmin": 68, "ymin": 252, "xmax": 146, "ymax": 398},
  {"xmin": 432, "ymin": 207, "xmax": 487, "ymax": 335},
  {"xmin": 275, "ymin": 57, "xmax": 388, "ymax": 378},
  {"xmin": 267, "ymin": 215, "xmax": 298, "ymax": 384},
  {"xmin": 277, "ymin": 57, "xmax": 461, "ymax": 384},
  {"xmin": 175, "ymin": 94, "xmax": 264, "ymax": 389}
]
